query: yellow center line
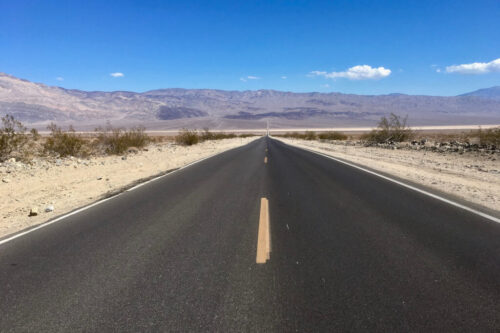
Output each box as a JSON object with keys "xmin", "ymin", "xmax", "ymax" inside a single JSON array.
[{"xmin": 256, "ymin": 197, "xmax": 271, "ymax": 264}]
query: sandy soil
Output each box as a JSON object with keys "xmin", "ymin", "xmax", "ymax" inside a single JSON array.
[
  {"xmin": 0, "ymin": 137, "xmax": 259, "ymax": 239},
  {"xmin": 277, "ymin": 137, "xmax": 500, "ymax": 213}
]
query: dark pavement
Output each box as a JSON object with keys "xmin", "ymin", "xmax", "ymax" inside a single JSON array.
[{"xmin": 0, "ymin": 136, "xmax": 499, "ymax": 332}]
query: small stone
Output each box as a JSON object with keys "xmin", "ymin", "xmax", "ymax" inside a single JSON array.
[
  {"xmin": 45, "ymin": 205, "xmax": 54, "ymax": 213},
  {"xmin": 55, "ymin": 159, "xmax": 62, "ymax": 166},
  {"xmin": 121, "ymin": 156, "xmax": 127, "ymax": 160},
  {"xmin": 127, "ymin": 147, "xmax": 139, "ymax": 154},
  {"xmin": 29, "ymin": 207, "xmax": 39, "ymax": 216},
  {"xmin": 2, "ymin": 178, "xmax": 10, "ymax": 183},
  {"xmin": 97, "ymin": 176, "xmax": 103, "ymax": 180}
]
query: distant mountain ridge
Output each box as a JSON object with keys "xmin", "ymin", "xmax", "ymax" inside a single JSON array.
[
  {"xmin": 0, "ymin": 72, "xmax": 499, "ymax": 129},
  {"xmin": 460, "ymin": 86, "xmax": 500, "ymax": 100}
]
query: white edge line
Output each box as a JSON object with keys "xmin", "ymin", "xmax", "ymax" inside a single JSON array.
[
  {"xmin": 275, "ymin": 138, "xmax": 500, "ymax": 224},
  {"xmin": 0, "ymin": 140, "xmax": 258, "ymax": 246}
]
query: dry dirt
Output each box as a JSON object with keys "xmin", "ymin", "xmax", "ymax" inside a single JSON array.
[
  {"xmin": 0, "ymin": 137, "xmax": 259, "ymax": 239},
  {"xmin": 277, "ymin": 137, "xmax": 500, "ymax": 214}
]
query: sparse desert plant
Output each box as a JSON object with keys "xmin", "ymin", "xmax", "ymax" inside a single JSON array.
[
  {"xmin": 304, "ymin": 131, "xmax": 317, "ymax": 140},
  {"xmin": 175, "ymin": 129, "xmax": 199, "ymax": 146},
  {"xmin": 362, "ymin": 113, "xmax": 413, "ymax": 143},
  {"xmin": 318, "ymin": 131, "xmax": 348, "ymax": 141},
  {"xmin": 44, "ymin": 123, "xmax": 86, "ymax": 157},
  {"xmin": 0, "ymin": 114, "xmax": 29, "ymax": 161},
  {"xmin": 95, "ymin": 124, "xmax": 149, "ymax": 155},
  {"xmin": 200, "ymin": 128, "xmax": 237, "ymax": 141},
  {"xmin": 200, "ymin": 128, "xmax": 215, "ymax": 141},
  {"xmin": 238, "ymin": 133, "xmax": 256, "ymax": 138},
  {"xmin": 473, "ymin": 127, "xmax": 500, "ymax": 146},
  {"xmin": 30, "ymin": 128, "xmax": 40, "ymax": 141}
]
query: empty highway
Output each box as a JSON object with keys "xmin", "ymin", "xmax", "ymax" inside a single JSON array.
[{"xmin": 0, "ymin": 137, "xmax": 499, "ymax": 331}]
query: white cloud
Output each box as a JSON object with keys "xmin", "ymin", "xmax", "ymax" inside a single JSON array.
[
  {"xmin": 56, "ymin": 77, "xmax": 64, "ymax": 81},
  {"xmin": 310, "ymin": 65, "xmax": 391, "ymax": 80},
  {"xmin": 110, "ymin": 72, "xmax": 124, "ymax": 78},
  {"xmin": 321, "ymin": 83, "xmax": 330, "ymax": 88},
  {"xmin": 445, "ymin": 58, "xmax": 500, "ymax": 74},
  {"xmin": 281, "ymin": 76, "xmax": 287, "ymax": 79},
  {"xmin": 240, "ymin": 75, "xmax": 260, "ymax": 82}
]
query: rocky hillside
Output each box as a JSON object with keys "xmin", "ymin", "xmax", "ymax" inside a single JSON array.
[{"xmin": 1, "ymin": 72, "xmax": 499, "ymax": 128}]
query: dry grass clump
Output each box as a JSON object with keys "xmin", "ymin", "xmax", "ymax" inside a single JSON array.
[
  {"xmin": 44, "ymin": 123, "xmax": 88, "ymax": 157},
  {"xmin": 361, "ymin": 113, "xmax": 413, "ymax": 143},
  {"xmin": 95, "ymin": 124, "xmax": 149, "ymax": 154}
]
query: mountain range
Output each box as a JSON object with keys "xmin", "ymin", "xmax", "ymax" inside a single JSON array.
[{"xmin": 1, "ymin": 72, "xmax": 499, "ymax": 129}]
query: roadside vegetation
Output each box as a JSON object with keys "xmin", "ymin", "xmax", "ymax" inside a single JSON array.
[
  {"xmin": 175, "ymin": 128, "xmax": 254, "ymax": 146},
  {"xmin": 361, "ymin": 113, "xmax": 413, "ymax": 143},
  {"xmin": 94, "ymin": 124, "xmax": 149, "ymax": 154},
  {"xmin": 278, "ymin": 130, "xmax": 347, "ymax": 141},
  {"xmin": 0, "ymin": 115, "xmax": 30, "ymax": 162}
]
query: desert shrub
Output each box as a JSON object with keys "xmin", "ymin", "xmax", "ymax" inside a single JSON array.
[
  {"xmin": 200, "ymin": 128, "xmax": 215, "ymax": 141},
  {"xmin": 30, "ymin": 128, "xmax": 40, "ymax": 141},
  {"xmin": 95, "ymin": 124, "xmax": 149, "ymax": 155},
  {"xmin": 44, "ymin": 123, "xmax": 86, "ymax": 157},
  {"xmin": 175, "ymin": 129, "xmax": 199, "ymax": 146},
  {"xmin": 304, "ymin": 131, "xmax": 317, "ymax": 140},
  {"xmin": 362, "ymin": 113, "xmax": 412, "ymax": 143},
  {"xmin": 318, "ymin": 131, "xmax": 347, "ymax": 140},
  {"xmin": 0, "ymin": 115, "xmax": 29, "ymax": 161},
  {"xmin": 199, "ymin": 128, "xmax": 237, "ymax": 141},
  {"xmin": 238, "ymin": 133, "xmax": 256, "ymax": 138},
  {"xmin": 473, "ymin": 127, "xmax": 500, "ymax": 146},
  {"xmin": 212, "ymin": 132, "xmax": 237, "ymax": 140}
]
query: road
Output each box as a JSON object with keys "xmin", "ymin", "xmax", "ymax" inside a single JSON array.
[{"xmin": 0, "ymin": 137, "xmax": 499, "ymax": 332}]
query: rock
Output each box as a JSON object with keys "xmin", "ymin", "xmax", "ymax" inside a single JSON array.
[
  {"xmin": 2, "ymin": 178, "xmax": 10, "ymax": 183},
  {"xmin": 97, "ymin": 176, "xmax": 103, "ymax": 180},
  {"xmin": 127, "ymin": 147, "xmax": 139, "ymax": 154},
  {"xmin": 121, "ymin": 156, "xmax": 127, "ymax": 160},
  {"xmin": 55, "ymin": 159, "xmax": 62, "ymax": 166},
  {"xmin": 45, "ymin": 205, "xmax": 54, "ymax": 212},
  {"xmin": 7, "ymin": 158, "xmax": 16, "ymax": 163},
  {"xmin": 29, "ymin": 207, "xmax": 39, "ymax": 217}
]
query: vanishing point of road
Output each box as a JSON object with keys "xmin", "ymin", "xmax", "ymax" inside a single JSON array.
[{"xmin": 1, "ymin": 137, "xmax": 499, "ymax": 331}]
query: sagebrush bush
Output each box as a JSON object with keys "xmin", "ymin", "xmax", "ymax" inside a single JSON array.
[
  {"xmin": 280, "ymin": 131, "xmax": 320, "ymax": 140},
  {"xmin": 361, "ymin": 113, "xmax": 413, "ymax": 143},
  {"xmin": 474, "ymin": 127, "xmax": 500, "ymax": 146},
  {"xmin": 44, "ymin": 123, "xmax": 86, "ymax": 157},
  {"xmin": 0, "ymin": 115, "xmax": 29, "ymax": 161},
  {"xmin": 95, "ymin": 125, "xmax": 149, "ymax": 154},
  {"xmin": 175, "ymin": 129, "xmax": 199, "ymax": 146},
  {"xmin": 318, "ymin": 131, "xmax": 347, "ymax": 140}
]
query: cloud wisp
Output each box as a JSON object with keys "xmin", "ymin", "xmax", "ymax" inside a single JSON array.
[
  {"xmin": 445, "ymin": 58, "xmax": 500, "ymax": 74},
  {"xmin": 310, "ymin": 65, "xmax": 391, "ymax": 80},
  {"xmin": 240, "ymin": 75, "xmax": 260, "ymax": 82},
  {"xmin": 56, "ymin": 77, "xmax": 64, "ymax": 81},
  {"xmin": 110, "ymin": 72, "xmax": 124, "ymax": 78},
  {"xmin": 281, "ymin": 76, "xmax": 287, "ymax": 79}
]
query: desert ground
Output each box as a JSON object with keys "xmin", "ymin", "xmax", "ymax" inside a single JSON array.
[
  {"xmin": 0, "ymin": 136, "xmax": 259, "ymax": 239},
  {"xmin": 276, "ymin": 137, "xmax": 499, "ymax": 214}
]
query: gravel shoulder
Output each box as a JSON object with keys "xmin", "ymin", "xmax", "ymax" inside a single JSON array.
[
  {"xmin": 276, "ymin": 137, "xmax": 500, "ymax": 214},
  {"xmin": 0, "ymin": 137, "xmax": 259, "ymax": 239}
]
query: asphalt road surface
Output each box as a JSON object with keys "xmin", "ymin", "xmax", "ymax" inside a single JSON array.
[{"xmin": 1, "ymin": 137, "xmax": 499, "ymax": 332}]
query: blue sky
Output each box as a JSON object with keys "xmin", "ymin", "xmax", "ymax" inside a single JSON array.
[{"xmin": 1, "ymin": 0, "xmax": 499, "ymax": 95}]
